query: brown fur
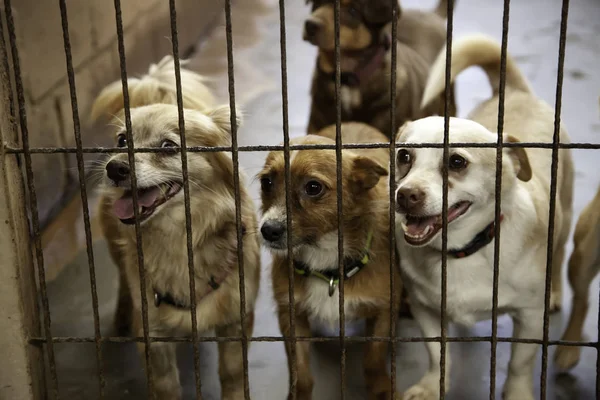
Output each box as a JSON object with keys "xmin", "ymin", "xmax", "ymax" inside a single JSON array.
[
  {"xmin": 304, "ymin": 0, "xmax": 457, "ymax": 138},
  {"xmin": 93, "ymin": 56, "xmax": 260, "ymax": 400},
  {"xmin": 259, "ymin": 123, "xmax": 403, "ymax": 399}
]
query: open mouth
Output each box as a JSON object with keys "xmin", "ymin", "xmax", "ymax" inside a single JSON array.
[
  {"xmin": 400, "ymin": 201, "xmax": 472, "ymax": 246},
  {"xmin": 113, "ymin": 182, "xmax": 182, "ymax": 225}
]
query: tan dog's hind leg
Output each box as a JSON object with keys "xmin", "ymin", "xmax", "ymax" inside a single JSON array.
[
  {"xmin": 555, "ymin": 214, "xmax": 600, "ymax": 369},
  {"xmin": 278, "ymin": 308, "xmax": 313, "ymax": 400},
  {"xmin": 133, "ymin": 312, "xmax": 181, "ymax": 400},
  {"xmin": 364, "ymin": 311, "xmax": 400, "ymax": 400},
  {"xmin": 216, "ymin": 312, "xmax": 255, "ymax": 400}
]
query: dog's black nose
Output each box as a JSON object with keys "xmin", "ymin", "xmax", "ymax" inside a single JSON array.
[
  {"xmin": 304, "ymin": 20, "xmax": 320, "ymax": 38},
  {"xmin": 396, "ymin": 187, "xmax": 425, "ymax": 213},
  {"xmin": 106, "ymin": 160, "xmax": 130, "ymax": 183},
  {"xmin": 261, "ymin": 221, "xmax": 285, "ymax": 242}
]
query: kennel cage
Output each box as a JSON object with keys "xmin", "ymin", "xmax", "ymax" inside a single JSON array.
[{"xmin": 0, "ymin": 0, "xmax": 597, "ymax": 399}]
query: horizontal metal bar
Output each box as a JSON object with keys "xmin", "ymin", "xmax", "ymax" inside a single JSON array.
[
  {"xmin": 27, "ymin": 335, "xmax": 598, "ymax": 346},
  {"xmin": 4, "ymin": 142, "xmax": 600, "ymax": 154}
]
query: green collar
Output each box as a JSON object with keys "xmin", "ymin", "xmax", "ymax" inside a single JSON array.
[{"xmin": 293, "ymin": 230, "xmax": 374, "ymax": 297}]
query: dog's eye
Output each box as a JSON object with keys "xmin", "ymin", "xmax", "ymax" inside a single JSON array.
[
  {"xmin": 305, "ymin": 180, "xmax": 323, "ymax": 197},
  {"xmin": 161, "ymin": 139, "xmax": 178, "ymax": 148},
  {"xmin": 449, "ymin": 154, "xmax": 468, "ymax": 170},
  {"xmin": 260, "ymin": 177, "xmax": 273, "ymax": 193},
  {"xmin": 397, "ymin": 149, "xmax": 411, "ymax": 164},
  {"xmin": 116, "ymin": 134, "xmax": 127, "ymax": 148}
]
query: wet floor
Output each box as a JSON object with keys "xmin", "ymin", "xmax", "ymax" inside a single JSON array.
[{"xmin": 46, "ymin": 0, "xmax": 600, "ymax": 398}]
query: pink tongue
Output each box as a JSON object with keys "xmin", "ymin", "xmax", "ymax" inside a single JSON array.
[
  {"xmin": 405, "ymin": 216, "xmax": 437, "ymax": 236},
  {"xmin": 113, "ymin": 187, "xmax": 161, "ymax": 220}
]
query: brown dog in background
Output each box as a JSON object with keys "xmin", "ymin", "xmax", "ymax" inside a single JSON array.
[
  {"xmin": 259, "ymin": 122, "xmax": 402, "ymax": 399},
  {"xmin": 92, "ymin": 56, "xmax": 260, "ymax": 400},
  {"xmin": 304, "ymin": 0, "xmax": 457, "ymax": 138}
]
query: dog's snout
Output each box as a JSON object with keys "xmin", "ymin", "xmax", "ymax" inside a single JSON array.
[
  {"xmin": 261, "ymin": 221, "xmax": 285, "ymax": 242},
  {"xmin": 396, "ymin": 187, "xmax": 425, "ymax": 213},
  {"xmin": 106, "ymin": 160, "xmax": 130, "ymax": 183},
  {"xmin": 304, "ymin": 20, "xmax": 321, "ymax": 39}
]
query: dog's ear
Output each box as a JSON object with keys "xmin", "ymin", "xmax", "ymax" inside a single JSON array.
[
  {"xmin": 504, "ymin": 135, "xmax": 532, "ymax": 182},
  {"xmin": 351, "ymin": 156, "xmax": 388, "ymax": 191},
  {"xmin": 208, "ymin": 105, "xmax": 243, "ymax": 137},
  {"xmin": 395, "ymin": 120, "xmax": 412, "ymax": 143}
]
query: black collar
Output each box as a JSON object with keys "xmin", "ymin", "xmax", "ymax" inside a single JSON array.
[
  {"xmin": 448, "ymin": 215, "xmax": 503, "ymax": 258},
  {"xmin": 326, "ymin": 71, "xmax": 360, "ymax": 87},
  {"xmin": 293, "ymin": 231, "xmax": 373, "ymax": 297}
]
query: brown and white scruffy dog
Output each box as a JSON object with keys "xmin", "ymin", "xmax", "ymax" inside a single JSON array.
[
  {"xmin": 92, "ymin": 56, "xmax": 260, "ymax": 400},
  {"xmin": 258, "ymin": 122, "xmax": 403, "ymax": 400},
  {"xmin": 303, "ymin": 0, "xmax": 457, "ymax": 138},
  {"xmin": 395, "ymin": 34, "xmax": 573, "ymax": 400}
]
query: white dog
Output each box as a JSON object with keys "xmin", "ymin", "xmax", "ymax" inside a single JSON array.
[{"xmin": 394, "ymin": 34, "xmax": 574, "ymax": 400}]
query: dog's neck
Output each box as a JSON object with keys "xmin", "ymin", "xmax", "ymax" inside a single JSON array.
[{"xmin": 293, "ymin": 212, "xmax": 380, "ymax": 273}]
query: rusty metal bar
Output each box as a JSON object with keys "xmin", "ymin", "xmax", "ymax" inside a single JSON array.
[
  {"xmin": 540, "ymin": 0, "xmax": 570, "ymax": 398},
  {"xmin": 276, "ymin": 0, "xmax": 299, "ymax": 397},
  {"xmin": 489, "ymin": 0, "xmax": 511, "ymax": 398},
  {"xmin": 440, "ymin": 0, "xmax": 455, "ymax": 397},
  {"xmin": 166, "ymin": 1, "xmax": 203, "ymax": 397},
  {"xmin": 112, "ymin": 0, "xmax": 153, "ymax": 393},
  {"xmin": 4, "ymin": 141, "xmax": 600, "ymax": 155},
  {"xmin": 223, "ymin": 0, "xmax": 251, "ymax": 397},
  {"xmin": 388, "ymin": 0, "xmax": 399, "ymax": 395},
  {"xmin": 2, "ymin": 0, "xmax": 60, "ymax": 397},
  {"xmin": 27, "ymin": 335, "xmax": 597, "ymax": 346},
  {"xmin": 332, "ymin": 0, "xmax": 347, "ymax": 397},
  {"xmin": 57, "ymin": 0, "xmax": 105, "ymax": 397}
]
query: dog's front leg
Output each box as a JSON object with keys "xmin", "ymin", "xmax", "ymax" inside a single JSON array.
[
  {"xmin": 403, "ymin": 301, "xmax": 449, "ymax": 400},
  {"xmin": 133, "ymin": 312, "xmax": 181, "ymax": 400},
  {"xmin": 215, "ymin": 312, "xmax": 255, "ymax": 400},
  {"xmin": 364, "ymin": 311, "xmax": 400, "ymax": 400},
  {"xmin": 503, "ymin": 309, "xmax": 542, "ymax": 400},
  {"xmin": 277, "ymin": 307, "xmax": 313, "ymax": 400}
]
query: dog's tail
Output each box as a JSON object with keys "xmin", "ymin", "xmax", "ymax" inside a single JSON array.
[
  {"xmin": 421, "ymin": 34, "xmax": 531, "ymax": 110},
  {"xmin": 434, "ymin": 0, "xmax": 456, "ymax": 18},
  {"xmin": 91, "ymin": 55, "xmax": 215, "ymax": 121}
]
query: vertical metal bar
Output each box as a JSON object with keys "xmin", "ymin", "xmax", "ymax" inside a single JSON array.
[
  {"xmin": 540, "ymin": 1, "xmax": 570, "ymax": 398},
  {"xmin": 166, "ymin": 1, "xmax": 203, "ymax": 397},
  {"xmin": 440, "ymin": 0, "xmax": 455, "ymax": 398},
  {"xmin": 57, "ymin": 0, "xmax": 104, "ymax": 397},
  {"xmin": 333, "ymin": 0, "xmax": 346, "ymax": 398},
  {"xmin": 388, "ymin": 0, "xmax": 399, "ymax": 395},
  {"xmin": 2, "ymin": 1, "xmax": 60, "ymax": 398},
  {"xmin": 222, "ymin": 1, "xmax": 251, "ymax": 398},
  {"xmin": 277, "ymin": 0, "xmax": 298, "ymax": 397},
  {"xmin": 112, "ymin": 0, "xmax": 153, "ymax": 393},
  {"xmin": 489, "ymin": 1, "xmax": 511, "ymax": 398},
  {"xmin": 597, "ymin": 286, "xmax": 600, "ymax": 399}
]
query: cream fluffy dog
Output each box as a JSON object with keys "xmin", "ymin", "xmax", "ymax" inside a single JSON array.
[{"xmin": 394, "ymin": 34, "xmax": 573, "ymax": 400}]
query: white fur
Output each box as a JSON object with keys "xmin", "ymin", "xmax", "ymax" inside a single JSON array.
[
  {"xmin": 341, "ymin": 86, "xmax": 362, "ymax": 114},
  {"xmin": 396, "ymin": 117, "xmax": 546, "ymax": 400}
]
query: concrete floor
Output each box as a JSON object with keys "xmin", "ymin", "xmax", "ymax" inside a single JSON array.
[{"xmin": 46, "ymin": 0, "xmax": 600, "ymax": 398}]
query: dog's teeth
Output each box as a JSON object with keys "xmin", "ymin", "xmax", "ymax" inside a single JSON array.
[
  {"xmin": 424, "ymin": 225, "xmax": 432, "ymax": 236},
  {"xmin": 400, "ymin": 222, "xmax": 408, "ymax": 232}
]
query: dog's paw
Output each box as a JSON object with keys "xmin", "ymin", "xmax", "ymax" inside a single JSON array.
[
  {"xmin": 502, "ymin": 381, "xmax": 534, "ymax": 400},
  {"xmin": 403, "ymin": 384, "xmax": 439, "ymax": 400},
  {"xmin": 554, "ymin": 345, "xmax": 582, "ymax": 370},
  {"xmin": 549, "ymin": 291, "xmax": 562, "ymax": 313}
]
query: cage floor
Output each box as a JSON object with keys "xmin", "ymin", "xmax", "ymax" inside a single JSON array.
[{"xmin": 45, "ymin": 0, "xmax": 600, "ymax": 398}]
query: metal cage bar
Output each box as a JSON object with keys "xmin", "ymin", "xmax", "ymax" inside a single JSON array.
[
  {"xmin": 57, "ymin": 0, "xmax": 105, "ymax": 396},
  {"xmin": 540, "ymin": 0, "xmax": 570, "ymax": 398},
  {"xmin": 2, "ymin": 0, "xmax": 60, "ymax": 398},
  {"xmin": 111, "ymin": 0, "xmax": 154, "ymax": 393},
  {"xmin": 166, "ymin": 0, "xmax": 204, "ymax": 397},
  {"xmin": 489, "ymin": 0, "xmax": 511, "ymax": 398},
  {"xmin": 223, "ymin": 0, "xmax": 252, "ymax": 397}
]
